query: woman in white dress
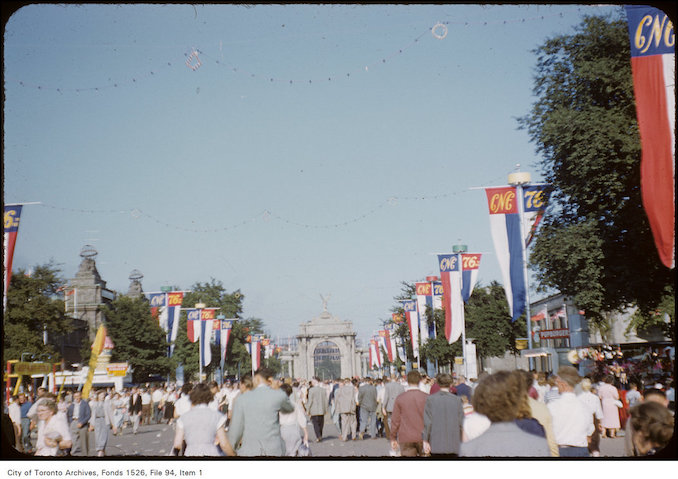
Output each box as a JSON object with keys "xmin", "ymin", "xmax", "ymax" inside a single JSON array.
[
  {"xmin": 279, "ymin": 383, "xmax": 309, "ymax": 456},
  {"xmin": 35, "ymin": 399, "xmax": 72, "ymax": 456},
  {"xmin": 172, "ymin": 383, "xmax": 236, "ymax": 457}
]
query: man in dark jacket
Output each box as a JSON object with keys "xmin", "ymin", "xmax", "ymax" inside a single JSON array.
[
  {"xmin": 357, "ymin": 377, "xmax": 378, "ymax": 439},
  {"xmin": 423, "ymin": 373, "xmax": 464, "ymax": 457},
  {"xmin": 128, "ymin": 387, "xmax": 143, "ymax": 434},
  {"xmin": 66, "ymin": 391, "xmax": 91, "ymax": 456}
]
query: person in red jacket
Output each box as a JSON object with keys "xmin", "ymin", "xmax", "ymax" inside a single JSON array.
[{"xmin": 390, "ymin": 370, "xmax": 428, "ymax": 457}]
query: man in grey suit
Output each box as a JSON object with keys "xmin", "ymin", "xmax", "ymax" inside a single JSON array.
[
  {"xmin": 227, "ymin": 368, "xmax": 295, "ymax": 456},
  {"xmin": 305, "ymin": 378, "xmax": 328, "ymax": 442},
  {"xmin": 423, "ymin": 373, "xmax": 464, "ymax": 457},
  {"xmin": 66, "ymin": 391, "xmax": 91, "ymax": 456},
  {"xmin": 335, "ymin": 378, "xmax": 357, "ymax": 441},
  {"xmin": 357, "ymin": 377, "xmax": 378, "ymax": 439},
  {"xmin": 382, "ymin": 375, "xmax": 404, "ymax": 439}
]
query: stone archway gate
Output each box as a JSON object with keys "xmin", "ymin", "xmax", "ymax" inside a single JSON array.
[{"xmin": 294, "ymin": 309, "xmax": 358, "ymax": 380}]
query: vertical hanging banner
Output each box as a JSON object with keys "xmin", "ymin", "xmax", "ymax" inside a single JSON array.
[
  {"xmin": 167, "ymin": 292, "xmax": 184, "ymax": 356},
  {"xmin": 402, "ymin": 300, "xmax": 420, "ymax": 359},
  {"xmin": 148, "ymin": 293, "xmax": 166, "ymax": 327},
  {"xmin": 199, "ymin": 316, "xmax": 213, "ymax": 369},
  {"xmin": 625, "ymin": 5, "xmax": 675, "ymax": 269},
  {"xmin": 415, "ymin": 282, "xmax": 434, "ymax": 342},
  {"xmin": 185, "ymin": 309, "xmax": 200, "ymax": 343},
  {"xmin": 369, "ymin": 339, "xmax": 377, "ymax": 369},
  {"xmin": 250, "ymin": 336, "xmax": 261, "ymax": 373},
  {"xmin": 461, "ymin": 254, "xmax": 482, "ymax": 303},
  {"xmin": 485, "ymin": 186, "xmax": 548, "ymax": 321},
  {"xmin": 386, "ymin": 323, "xmax": 398, "ymax": 362},
  {"xmin": 432, "ymin": 281, "xmax": 443, "ymax": 311},
  {"xmin": 3, "ymin": 205, "xmax": 23, "ymax": 311},
  {"xmin": 378, "ymin": 330, "xmax": 393, "ymax": 362},
  {"xmin": 261, "ymin": 338, "xmax": 271, "ymax": 359},
  {"xmin": 220, "ymin": 319, "xmax": 234, "ymax": 362},
  {"xmin": 438, "ymin": 255, "xmax": 464, "ymax": 343}
]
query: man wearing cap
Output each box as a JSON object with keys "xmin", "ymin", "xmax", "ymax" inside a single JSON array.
[{"xmin": 547, "ymin": 366, "xmax": 594, "ymax": 457}]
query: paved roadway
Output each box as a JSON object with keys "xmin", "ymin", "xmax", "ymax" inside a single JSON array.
[{"xmin": 97, "ymin": 414, "xmax": 628, "ymax": 458}]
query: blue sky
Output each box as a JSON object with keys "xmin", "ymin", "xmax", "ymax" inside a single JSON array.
[{"xmin": 4, "ymin": 4, "xmax": 623, "ymax": 344}]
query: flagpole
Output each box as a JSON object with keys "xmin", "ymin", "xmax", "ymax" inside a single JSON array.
[{"xmin": 509, "ymin": 170, "xmax": 534, "ymax": 370}]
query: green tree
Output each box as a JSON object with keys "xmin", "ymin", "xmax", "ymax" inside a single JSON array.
[
  {"xmin": 415, "ymin": 282, "xmax": 524, "ymax": 371},
  {"xmin": 104, "ymin": 295, "xmax": 172, "ymax": 383},
  {"xmin": 3, "ymin": 262, "xmax": 73, "ymax": 364},
  {"xmin": 518, "ymin": 13, "xmax": 675, "ymax": 331},
  {"xmin": 465, "ymin": 282, "xmax": 524, "ymax": 361}
]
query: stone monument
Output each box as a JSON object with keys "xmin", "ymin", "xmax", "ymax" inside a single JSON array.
[{"xmin": 293, "ymin": 296, "xmax": 359, "ymax": 380}]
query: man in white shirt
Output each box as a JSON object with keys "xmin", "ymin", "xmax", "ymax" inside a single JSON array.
[
  {"xmin": 547, "ymin": 366, "xmax": 594, "ymax": 457},
  {"xmin": 151, "ymin": 387, "xmax": 164, "ymax": 424},
  {"xmin": 140, "ymin": 388, "xmax": 152, "ymax": 425}
]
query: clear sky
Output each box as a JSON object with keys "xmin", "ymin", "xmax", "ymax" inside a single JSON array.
[{"xmin": 4, "ymin": 3, "xmax": 623, "ymax": 344}]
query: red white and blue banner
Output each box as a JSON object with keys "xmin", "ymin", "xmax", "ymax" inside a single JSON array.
[
  {"xmin": 148, "ymin": 292, "xmax": 184, "ymax": 356},
  {"xmin": 402, "ymin": 300, "xmax": 420, "ymax": 359},
  {"xmin": 185, "ymin": 309, "xmax": 200, "ymax": 343},
  {"xmin": 247, "ymin": 335, "xmax": 262, "ymax": 373},
  {"xmin": 485, "ymin": 186, "xmax": 548, "ymax": 321},
  {"xmin": 148, "ymin": 293, "xmax": 166, "ymax": 325},
  {"xmin": 461, "ymin": 254, "xmax": 482, "ymax": 303},
  {"xmin": 415, "ymin": 283, "xmax": 433, "ymax": 342},
  {"xmin": 219, "ymin": 319, "xmax": 234, "ymax": 363},
  {"xmin": 625, "ymin": 5, "xmax": 675, "ymax": 269},
  {"xmin": 3, "ymin": 205, "xmax": 23, "ymax": 311},
  {"xmin": 415, "ymin": 281, "xmax": 439, "ymax": 340},
  {"xmin": 438, "ymin": 255, "xmax": 464, "ymax": 343},
  {"xmin": 379, "ymin": 330, "xmax": 394, "ymax": 362},
  {"xmin": 432, "ymin": 281, "xmax": 443, "ymax": 311},
  {"xmin": 369, "ymin": 338, "xmax": 381, "ymax": 369},
  {"xmin": 166, "ymin": 292, "xmax": 184, "ymax": 355},
  {"xmin": 386, "ymin": 323, "xmax": 398, "ymax": 361}
]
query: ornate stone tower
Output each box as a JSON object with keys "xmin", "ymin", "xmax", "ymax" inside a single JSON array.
[
  {"xmin": 127, "ymin": 269, "xmax": 144, "ymax": 298},
  {"xmin": 65, "ymin": 245, "xmax": 116, "ymax": 341}
]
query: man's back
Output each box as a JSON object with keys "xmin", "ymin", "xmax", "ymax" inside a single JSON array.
[
  {"xmin": 335, "ymin": 385, "xmax": 356, "ymax": 414},
  {"xmin": 423, "ymin": 390, "xmax": 464, "ymax": 455},
  {"xmin": 227, "ymin": 385, "xmax": 294, "ymax": 456},
  {"xmin": 306, "ymin": 386, "xmax": 327, "ymax": 416},
  {"xmin": 358, "ymin": 383, "xmax": 378, "ymax": 411},
  {"xmin": 383, "ymin": 381, "xmax": 405, "ymax": 413},
  {"xmin": 391, "ymin": 389, "xmax": 428, "ymax": 444}
]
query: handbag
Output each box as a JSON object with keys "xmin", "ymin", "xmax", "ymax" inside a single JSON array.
[
  {"xmin": 298, "ymin": 441, "xmax": 311, "ymax": 457},
  {"xmin": 613, "ymin": 400, "xmax": 623, "ymax": 408}
]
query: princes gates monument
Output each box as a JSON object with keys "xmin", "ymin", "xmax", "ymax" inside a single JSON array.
[{"xmin": 291, "ymin": 296, "xmax": 361, "ymax": 380}]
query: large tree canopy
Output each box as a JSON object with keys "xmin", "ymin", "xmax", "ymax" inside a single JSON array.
[
  {"xmin": 518, "ymin": 13, "xmax": 675, "ymax": 334},
  {"xmin": 3, "ymin": 262, "xmax": 73, "ymax": 364},
  {"xmin": 105, "ymin": 295, "xmax": 172, "ymax": 383}
]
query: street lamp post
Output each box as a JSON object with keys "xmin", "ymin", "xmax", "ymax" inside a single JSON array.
[
  {"xmin": 196, "ymin": 303, "xmax": 206, "ymax": 381},
  {"xmin": 508, "ymin": 169, "xmax": 534, "ymax": 370}
]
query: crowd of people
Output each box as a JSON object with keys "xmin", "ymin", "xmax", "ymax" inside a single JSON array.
[{"xmin": 3, "ymin": 364, "xmax": 675, "ymax": 458}]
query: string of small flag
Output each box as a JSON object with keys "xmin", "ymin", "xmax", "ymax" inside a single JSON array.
[
  {"xmin": 8, "ymin": 9, "xmax": 591, "ymax": 93},
  {"xmin": 35, "ymin": 173, "xmax": 508, "ymax": 232}
]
